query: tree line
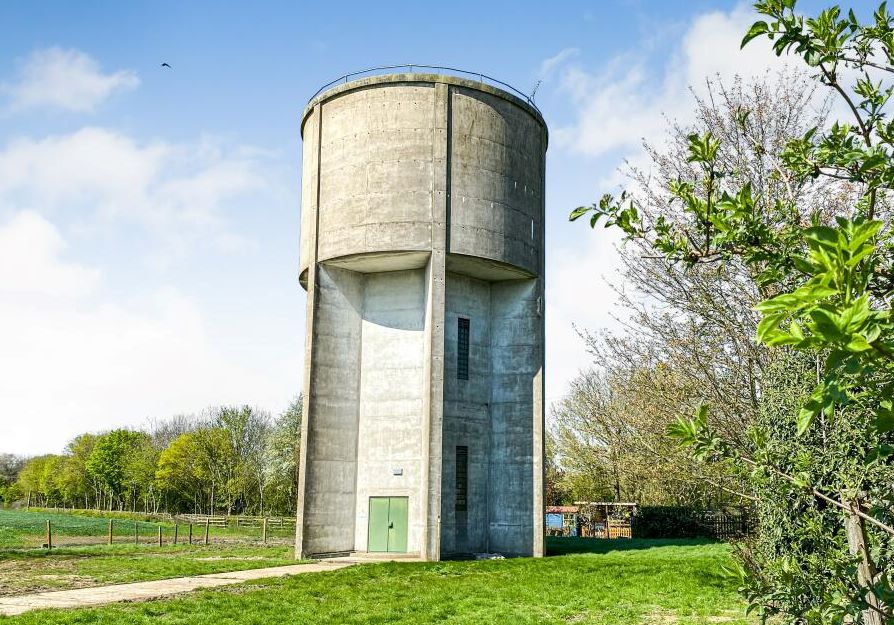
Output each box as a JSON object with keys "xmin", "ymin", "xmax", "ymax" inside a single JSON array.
[{"xmin": 0, "ymin": 398, "xmax": 302, "ymax": 517}]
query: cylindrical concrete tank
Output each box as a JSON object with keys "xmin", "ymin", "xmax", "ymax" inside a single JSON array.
[{"xmin": 296, "ymin": 71, "xmax": 547, "ymax": 561}]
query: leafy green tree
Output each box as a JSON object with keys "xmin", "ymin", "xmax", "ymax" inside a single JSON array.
[
  {"xmin": 544, "ymin": 431, "xmax": 572, "ymax": 506},
  {"xmin": 16, "ymin": 455, "xmax": 63, "ymax": 507},
  {"xmin": 573, "ymin": 1, "xmax": 894, "ymax": 621},
  {"xmin": 86, "ymin": 430, "xmax": 147, "ymax": 510},
  {"xmin": 57, "ymin": 434, "xmax": 98, "ymax": 509},
  {"xmin": 156, "ymin": 431, "xmax": 207, "ymax": 513},
  {"xmin": 553, "ymin": 366, "xmax": 747, "ymax": 506},
  {"xmin": 0, "ymin": 454, "xmax": 24, "ymax": 506},
  {"xmin": 264, "ymin": 396, "xmax": 302, "ymax": 515},
  {"xmin": 210, "ymin": 405, "xmax": 270, "ymax": 514},
  {"xmin": 123, "ymin": 433, "xmax": 160, "ymax": 513},
  {"xmin": 190, "ymin": 426, "xmax": 237, "ymax": 514}
]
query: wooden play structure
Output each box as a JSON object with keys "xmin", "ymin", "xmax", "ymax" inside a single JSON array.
[{"xmin": 545, "ymin": 502, "xmax": 637, "ymax": 539}]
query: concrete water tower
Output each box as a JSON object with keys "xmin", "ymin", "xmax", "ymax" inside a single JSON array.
[{"xmin": 295, "ymin": 69, "xmax": 547, "ymax": 560}]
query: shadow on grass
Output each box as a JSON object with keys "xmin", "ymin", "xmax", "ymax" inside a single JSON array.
[{"xmin": 546, "ymin": 536, "xmax": 720, "ymax": 556}]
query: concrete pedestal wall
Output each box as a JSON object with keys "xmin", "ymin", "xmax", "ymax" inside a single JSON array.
[
  {"xmin": 354, "ymin": 269, "xmax": 427, "ymax": 553},
  {"xmin": 297, "ymin": 73, "xmax": 546, "ymax": 560},
  {"xmin": 440, "ymin": 272, "xmax": 540, "ymax": 557},
  {"xmin": 301, "ymin": 265, "xmax": 362, "ymax": 555},
  {"xmin": 441, "ymin": 272, "xmax": 492, "ymax": 554},
  {"xmin": 489, "ymin": 279, "xmax": 539, "ymax": 554}
]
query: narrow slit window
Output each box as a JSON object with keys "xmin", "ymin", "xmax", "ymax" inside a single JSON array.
[
  {"xmin": 455, "ymin": 446, "xmax": 468, "ymax": 512},
  {"xmin": 457, "ymin": 317, "xmax": 470, "ymax": 380}
]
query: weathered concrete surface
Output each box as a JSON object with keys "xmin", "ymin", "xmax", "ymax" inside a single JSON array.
[
  {"xmin": 449, "ymin": 86, "xmax": 545, "ymax": 277},
  {"xmin": 353, "ymin": 269, "xmax": 427, "ymax": 553},
  {"xmin": 296, "ymin": 73, "xmax": 546, "ymax": 561},
  {"xmin": 0, "ymin": 562, "xmax": 352, "ymax": 616}
]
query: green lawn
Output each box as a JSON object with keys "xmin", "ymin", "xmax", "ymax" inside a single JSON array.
[
  {"xmin": 0, "ymin": 539, "xmax": 752, "ymax": 625},
  {"xmin": 0, "ymin": 543, "xmax": 300, "ymax": 596},
  {"xmin": 0, "ymin": 509, "xmax": 292, "ymax": 549}
]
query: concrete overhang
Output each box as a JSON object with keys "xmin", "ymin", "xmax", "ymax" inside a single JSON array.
[
  {"xmin": 299, "ymin": 251, "xmax": 535, "ymax": 290},
  {"xmin": 445, "ymin": 253, "xmax": 535, "ymax": 281},
  {"xmin": 323, "ymin": 250, "xmax": 431, "ymax": 273}
]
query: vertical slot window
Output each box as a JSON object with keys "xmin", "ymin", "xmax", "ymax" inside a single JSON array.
[
  {"xmin": 457, "ymin": 317, "xmax": 470, "ymax": 380},
  {"xmin": 455, "ymin": 446, "xmax": 468, "ymax": 512}
]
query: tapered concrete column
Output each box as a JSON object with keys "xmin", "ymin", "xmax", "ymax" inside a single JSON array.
[
  {"xmin": 421, "ymin": 83, "xmax": 450, "ymax": 560},
  {"xmin": 295, "ymin": 103, "xmax": 322, "ymax": 559}
]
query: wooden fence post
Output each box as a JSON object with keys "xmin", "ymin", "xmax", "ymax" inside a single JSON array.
[
  {"xmin": 157, "ymin": 525, "xmax": 162, "ymax": 547},
  {"xmin": 46, "ymin": 520, "xmax": 52, "ymax": 549},
  {"xmin": 173, "ymin": 525, "xmax": 178, "ymax": 545},
  {"xmin": 134, "ymin": 522, "xmax": 139, "ymax": 545},
  {"xmin": 263, "ymin": 517, "xmax": 268, "ymax": 544},
  {"xmin": 108, "ymin": 520, "xmax": 113, "ymax": 545},
  {"xmin": 204, "ymin": 519, "xmax": 210, "ymax": 545}
]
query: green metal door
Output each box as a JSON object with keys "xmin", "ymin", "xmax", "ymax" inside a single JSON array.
[
  {"xmin": 368, "ymin": 497, "xmax": 390, "ymax": 552},
  {"xmin": 387, "ymin": 497, "xmax": 408, "ymax": 553},
  {"xmin": 367, "ymin": 497, "xmax": 408, "ymax": 553}
]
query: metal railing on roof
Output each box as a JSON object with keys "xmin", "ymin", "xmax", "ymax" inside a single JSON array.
[{"xmin": 308, "ymin": 64, "xmax": 541, "ymax": 115}]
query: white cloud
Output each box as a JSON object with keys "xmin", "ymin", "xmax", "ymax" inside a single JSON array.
[
  {"xmin": 0, "ymin": 211, "xmax": 297, "ymax": 455},
  {"xmin": 0, "ymin": 211, "xmax": 100, "ymax": 298},
  {"xmin": 0, "ymin": 128, "xmax": 266, "ymax": 262},
  {"xmin": 545, "ymin": 231, "xmax": 625, "ymax": 405},
  {"xmin": 2, "ymin": 47, "xmax": 139, "ymax": 113},
  {"xmin": 538, "ymin": 48, "xmax": 580, "ymax": 79},
  {"xmin": 552, "ymin": 4, "xmax": 786, "ymax": 157}
]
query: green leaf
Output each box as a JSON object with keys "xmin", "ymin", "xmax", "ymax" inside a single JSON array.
[
  {"xmin": 798, "ymin": 283, "xmax": 839, "ymax": 300},
  {"xmin": 757, "ymin": 313, "xmax": 786, "ymax": 343},
  {"xmin": 845, "ymin": 334, "xmax": 872, "ymax": 352},
  {"xmin": 792, "ymin": 255, "xmax": 818, "ymax": 275},
  {"xmin": 569, "ymin": 205, "xmax": 591, "ymax": 222},
  {"xmin": 874, "ymin": 401, "xmax": 894, "ymax": 433},
  {"xmin": 868, "ymin": 445, "xmax": 894, "ymax": 464},
  {"xmin": 797, "ymin": 406, "xmax": 818, "ymax": 436},
  {"xmin": 755, "ymin": 293, "xmax": 801, "ymax": 313},
  {"xmin": 695, "ymin": 403, "xmax": 709, "ymax": 427},
  {"xmin": 808, "ymin": 308, "xmax": 844, "ymax": 341},
  {"xmin": 797, "ymin": 382, "xmax": 833, "ymax": 436},
  {"xmin": 742, "ymin": 20, "xmax": 770, "ymax": 48},
  {"xmin": 667, "ymin": 416, "xmax": 696, "ymax": 446}
]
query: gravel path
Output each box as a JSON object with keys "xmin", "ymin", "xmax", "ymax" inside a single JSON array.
[{"xmin": 0, "ymin": 561, "xmax": 353, "ymax": 616}]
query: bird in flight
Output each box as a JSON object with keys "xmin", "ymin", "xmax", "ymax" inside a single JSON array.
[{"xmin": 161, "ymin": 62, "xmax": 172, "ymax": 69}]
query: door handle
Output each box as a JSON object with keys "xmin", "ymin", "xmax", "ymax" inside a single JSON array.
[{"xmin": 389, "ymin": 522, "xmax": 394, "ymax": 529}]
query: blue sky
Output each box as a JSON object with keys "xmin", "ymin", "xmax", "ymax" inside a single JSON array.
[{"xmin": 0, "ymin": 0, "xmax": 878, "ymax": 455}]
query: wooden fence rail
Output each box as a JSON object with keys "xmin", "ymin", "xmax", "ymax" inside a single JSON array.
[{"xmin": 175, "ymin": 514, "xmax": 296, "ymax": 529}]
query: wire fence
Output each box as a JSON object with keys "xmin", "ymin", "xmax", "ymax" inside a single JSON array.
[
  {"xmin": 307, "ymin": 64, "xmax": 543, "ymax": 115},
  {"xmin": 0, "ymin": 508, "xmax": 295, "ymax": 551}
]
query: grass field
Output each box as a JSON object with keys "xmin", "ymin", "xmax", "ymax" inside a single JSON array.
[
  {"xmin": 0, "ymin": 543, "xmax": 300, "ymax": 596},
  {"xmin": 0, "ymin": 509, "xmax": 292, "ymax": 549},
  {"xmin": 0, "ymin": 538, "xmax": 752, "ymax": 625}
]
